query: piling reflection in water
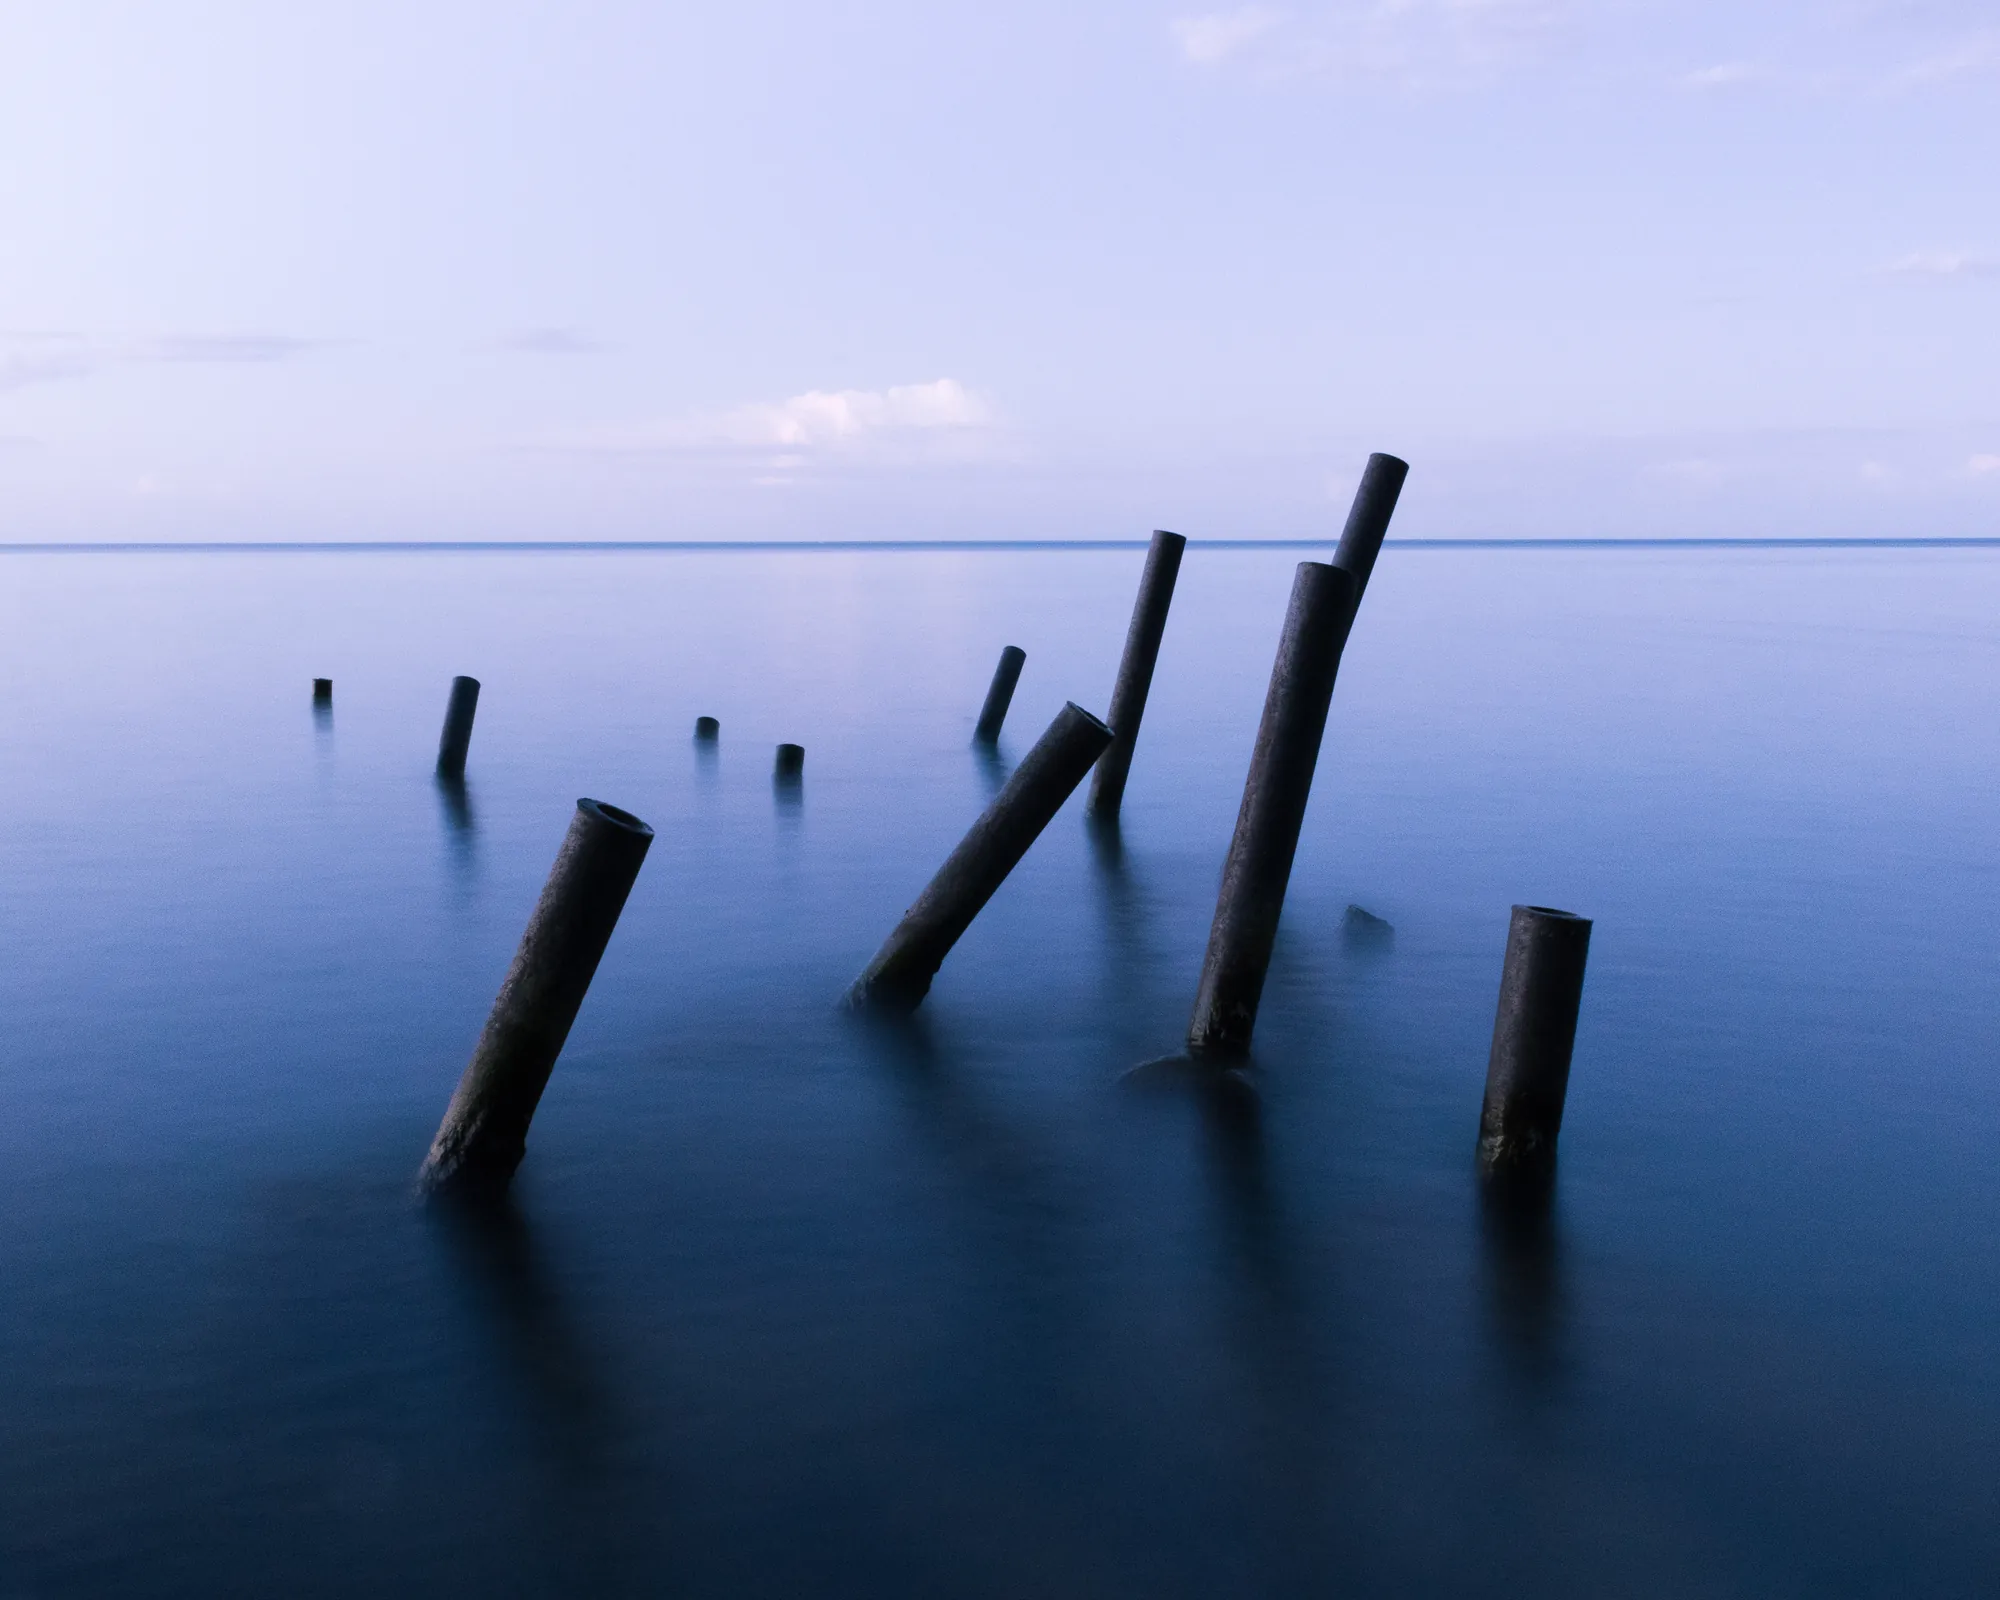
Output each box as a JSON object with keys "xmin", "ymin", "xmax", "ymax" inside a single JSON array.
[
  {"xmin": 434, "ymin": 774, "xmax": 478, "ymax": 889},
  {"xmin": 1478, "ymin": 1175, "xmax": 1569, "ymax": 1397}
]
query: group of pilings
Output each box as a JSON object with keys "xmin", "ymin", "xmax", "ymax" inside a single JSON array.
[{"xmin": 408, "ymin": 449, "xmax": 1591, "ymax": 1203}]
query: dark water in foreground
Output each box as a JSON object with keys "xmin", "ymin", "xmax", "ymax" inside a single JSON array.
[{"xmin": 2, "ymin": 546, "xmax": 1998, "ymax": 1597}]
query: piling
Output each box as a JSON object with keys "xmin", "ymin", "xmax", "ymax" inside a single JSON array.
[
  {"xmin": 1186, "ymin": 563, "xmax": 1360, "ymax": 1056},
  {"xmin": 312, "ymin": 678, "xmax": 332, "ymax": 705},
  {"xmin": 695, "ymin": 716, "xmax": 720, "ymax": 740},
  {"xmin": 436, "ymin": 676, "xmax": 481, "ymax": 778},
  {"xmin": 419, "ymin": 798, "xmax": 654, "ymax": 1196},
  {"xmin": 1087, "ymin": 530, "xmax": 1186, "ymax": 819},
  {"xmin": 1477, "ymin": 906, "xmax": 1591, "ymax": 1179},
  {"xmin": 849, "ymin": 702, "xmax": 1112, "ymax": 1012},
  {"xmin": 775, "ymin": 743, "xmax": 805, "ymax": 778},
  {"xmin": 1329, "ymin": 452, "xmax": 1410, "ymax": 603},
  {"xmin": 973, "ymin": 646, "xmax": 1027, "ymax": 743}
]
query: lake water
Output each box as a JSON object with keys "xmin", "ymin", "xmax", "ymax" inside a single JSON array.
[{"xmin": 2, "ymin": 545, "xmax": 1997, "ymax": 1597}]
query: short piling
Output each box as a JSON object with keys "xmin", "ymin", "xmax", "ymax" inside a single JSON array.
[
  {"xmin": 973, "ymin": 646, "xmax": 1027, "ymax": 743},
  {"xmin": 436, "ymin": 676, "xmax": 481, "ymax": 778},
  {"xmin": 1087, "ymin": 530, "xmax": 1186, "ymax": 819},
  {"xmin": 1329, "ymin": 452, "xmax": 1410, "ymax": 604},
  {"xmin": 775, "ymin": 743, "xmax": 804, "ymax": 778},
  {"xmin": 1477, "ymin": 906, "xmax": 1592, "ymax": 1180},
  {"xmin": 849, "ymin": 702, "xmax": 1112, "ymax": 1012},
  {"xmin": 695, "ymin": 716, "xmax": 719, "ymax": 740},
  {"xmin": 1186, "ymin": 563, "xmax": 1361, "ymax": 1056},
  {"xmin": 312, "ymin": 678, "xmax": 332, "ymax": 705},
  {"xmin": 419, "ymin": 798, "xmax": 654, "ymax": 1196}
]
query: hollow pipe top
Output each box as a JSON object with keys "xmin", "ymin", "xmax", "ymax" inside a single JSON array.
[{"xmin": 576, "ymin": 797, "xmax": 654, "ymax": 838}]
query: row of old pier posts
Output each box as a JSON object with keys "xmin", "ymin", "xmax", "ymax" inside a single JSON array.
[{"xmin": 367, "ymin": 447, "xmax": 1590, "ymax": 1202}]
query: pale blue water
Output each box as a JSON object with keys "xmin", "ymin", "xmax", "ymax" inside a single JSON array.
[{"xmin": 2, "ymin": 545, "xmax": 1998, "ymax": 1596}]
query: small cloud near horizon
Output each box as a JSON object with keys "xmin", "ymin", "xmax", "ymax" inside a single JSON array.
[
  {"xmin": 1970, "ymin": 454, "xmax": 2000, "ymax": 476},
  {"xmin": 553, "ymin": 378, "xmax": 995, "ymax": 460},
  {"xmin": 503, "ymin": 327, "xmax": 601, "ymax": 355},
  {"xmin": 1172, "ymin": 7, "xmax": 1283, "ymax": 66},
  {"xmin": 1883, "ymin": 250, "xmax": 1999, "ymax": 277},
  {"xmin": 1679, "ymin": 60, "xmax": 1759, "ymax": 90}
]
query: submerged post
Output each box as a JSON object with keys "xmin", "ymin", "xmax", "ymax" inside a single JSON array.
[
  {"xmin": 1186, "ymin": 563, "xmax": 1360, "ymax": 1056},
  {"xmin": 694, "ymin": 716, "xmax": 719, "ymax": 741},
  {"xmin": 419, "ymin": 798, "xmax": 654, "ymax": 1196},
  {"xmin": 1329, "ymin": 452, "xmax": 1410, "ymax": 604},
  {"xmin": 973, "ymin": 646, "xmax": 1027, "ymax": 743},
  {"xmin": 1477, "ymin": 906, "xmax": 1592, "ymax": 1180},
  {"xmin": 436, "ymin": 675, "xmax": 481, "ymax": 778},
  {"xmin": 1087, "ymin": 529, "xmax": 1186, "ymax": 819},
  {"xmin": 312, "ymin": 678, "xmax": 332, "ymax": 705},
  {"xmin": 849, "ymin": 702, "xmax": 1112, "ymax": 1012},
  {"xmin": 775, "ymin": 743, "xmax": 805, "ymax": 778}
]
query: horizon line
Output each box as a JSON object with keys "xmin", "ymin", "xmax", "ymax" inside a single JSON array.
[{"xmin": 1, "ymin": 536, "xmax": 1998, "ymax": 554}]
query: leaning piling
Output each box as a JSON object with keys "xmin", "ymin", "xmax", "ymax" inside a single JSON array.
[
  {"xmin": 436, "ymin": 676, "xmax": 481, "ymax": 778},
  {"xmin": 973, "ymin": 647, "xmax": 1027, "ymax": 743},
  {"xmin": 1186, "ymin": 563, "xmax": 1360, "ymax": 1056},
  {"xmin": 849, "ymin": 702, "xmax": 1112, "ymax": 1012},
  {"xmin": 419, "ymin": 798, "xmax": 654, "ymax": 1196},
  {"xmin": 1329, "ymin": 452, "xmax": 1410, "ymax": 604},
  {"xmin": 1087, "ymin": 530, "xmax": 1186, "ymax": 819}
]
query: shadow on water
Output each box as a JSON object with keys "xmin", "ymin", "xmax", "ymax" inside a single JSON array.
[
  {"xmin": 1477, "ymin": 1172, "xmax": 1570, "ymax": 1399},
  {"xmin": 1086, "ymin": 815, "xmax": 1162, "ymax": 1050},
  {"xmin": 434, "ymin": 774, "xmax": 479, "ymax": 890},
  {"xmin": 973, "ymin": 741, "xmax": 1011, "ymax": 799},
  {"xmin": 427, "ymin": 1191, "xmax": 658, "ymax": 1589}
]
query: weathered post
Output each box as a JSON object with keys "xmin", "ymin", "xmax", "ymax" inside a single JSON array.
[
  {"xmin": 419, "ymin": 798, "xmax": 654, "ymax": 1196},
  {"xmin": 849, "ymin": 702, "xmax": 1112, "ymax": 1011},
  {"xmin": 1477, "ymin": 906, "xmax": 1592, "ymax": 1179},
  {"xmin": 436, "ymin": 675, "xmax": 481, "ymax": 778},
  {"xmin": 1329, "ymin": 452, "xmax": 1409, "ymax": 604},
  {"xmin": 312, "ymin": 678, "xmax": 332, "ymax": 706},
  {"xmin": 1186, "ymin": 563, "xmax": 1360, "ymax": 1056},
  {"xmin": 973, "ymin": 646, "xmax": 1027, "ymax": 743},
  {"xmin": 775, "ymin": 743, "xmax": 805, "ymax": 778},
  {"xmin": 1087, "ymin": 530, "xmax": 1186, "ymax": 819},
  {"xmin": 694, "ymin": 716, "xmax": 720, "ymax": 740}
]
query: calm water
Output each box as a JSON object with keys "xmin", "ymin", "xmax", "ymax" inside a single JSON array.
[{"xmin": 2, "ymin": 546, "xmax": 1998, "ymax": 1597}]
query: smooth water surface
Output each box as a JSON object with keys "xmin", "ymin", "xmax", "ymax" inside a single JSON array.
[{"xmin": 2, "ymin": 546, "xmax": 1998, "ymax": 1596}]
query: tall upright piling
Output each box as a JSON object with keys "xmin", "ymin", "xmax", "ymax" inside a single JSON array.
[
  {"xmin": 436, "ymin": 676, "xmax": 481, "ymax": 778},
  {"xmin": 419, "ymin": 798, "xmax": 654, "ymax": 1196},
  {"xmin": 1087, "ymin": 530, "xmax": 1186, "ymax": 819},
  {"xmin": 1186, "ymin": 563, "xmax": 1360, "ymax": 1057},
  {"xmin": 1329, "ymin": 452, "xmax": 1409, "ymax": 604},
  {"xmin": 973, "ymin": 647, "xmax": 1027, "ymax": 743},
  {"xmin": 1477, "ymin": 906, "xmax": 1592, "ymax": 1179},
  {"xmin": 849, "ymin": 702, "xmax": 1112, "ymax": 1012}
]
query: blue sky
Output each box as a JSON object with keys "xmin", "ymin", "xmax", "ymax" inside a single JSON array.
[{"xmin": 1, "ymin": 0, "xmax": 1995, "ymax": 541}]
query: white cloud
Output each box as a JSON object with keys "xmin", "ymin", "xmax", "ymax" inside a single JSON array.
[
  {"xmin": 1886, "ymin": 27, "xmax": 2000, "ymax": 89},
  {"xmin": 1172, "ymin": 7, "xmax": 1283, "ymax": 66},
  {"xmin": 1969, "ymin": 454, "xmax": 2000, "ymax": 476},
  {"xmin": 503, "ymin": 327, "xmax": 600, "ymax": 355},
  {"xmin": 1679, "ymin": 60, "xmax": 1759, "ymax": 90},
  {"xmin": 1884, "ymin": 250, "xmax": 2000, "ymax": 276},
  {"xmin": 556, "ymin": 379, "xmax": 995, "ymax": 462}
]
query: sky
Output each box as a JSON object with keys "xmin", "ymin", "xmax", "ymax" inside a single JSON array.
[{"xmin": 0, "ymin": 0, "xmax": 1995, "ymax": 542}]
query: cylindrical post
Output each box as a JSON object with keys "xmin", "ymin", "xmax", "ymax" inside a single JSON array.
[
  {"xmin": 436, "ymin": 675, "xmax": 481, "ymax": 778},
  {"xmin": 694, "ymin": 716, "xmax": 720, "ymax": 740},
  {"xmin": 973, "ymin": 646, "xmax": 1027, "ymax": 743},
  {"xmin": 775, "ymin": 742, "xmax": 804, "ymax": 778},
  {"xmin": 1329, "ymin": 452, "xmax": 1409, "ymax": 603},
  {"xmin": 1187, "ymin": 563, "xmax": 1360, "ymax": 1056},
  {"xmin": 849, "ymin": 702, "xmax": 1112, "ymax": 1011},
  {"xmin": 1477, "ymin": 906, "xmax": 1592, "ymax": 1179},
  {"xmin": 419, "ymin": 798, "xmax": 654, "ymax": 1196},
  {"xmin": 1087, "ymin": 529, "xmax": 1186, "ymax": 819},
  {"xmin": 312, "ymin": 678, "xmax": 332, "ymax": 705}
]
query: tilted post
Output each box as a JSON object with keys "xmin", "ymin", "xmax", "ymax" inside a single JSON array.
[
  {"xmin": 1087, "ymin": 530, "xmax": 1186, "ymax": 819},
  {"xmin": 436, "ymin": 675, "xmax": 481, "ymax": 778},
  {"xmin": 973, "ymin": 646, "xmax": 1027, "ymax": 743},
  {"xmin": 1477, "ymin": 906, "xmax": 1592, "ymax": 1179}
]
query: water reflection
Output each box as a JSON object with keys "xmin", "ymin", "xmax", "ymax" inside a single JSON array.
[
  {"xmin": 973, "ymin": 742, "xmax": 1010, "ymax": 799},
  {"xmin": 1477, "ymin": 1173, "xmax": 1570, "ymax": 1397},
  {"xmin": 435, "ymin": 774, "xmax": 479, "ymax": 889}
]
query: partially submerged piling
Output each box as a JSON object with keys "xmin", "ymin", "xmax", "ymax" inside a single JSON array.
[
  {"xmin": 695, "ymin": 716, "xmax": 719, "ymax": 740},
  {"xmin": 1477, "ymin": 906, "xmax": 1592, "ymax": 1180},
  {"xmin": 1186, "ymin": 563, "xmax": 1360, "ymax": 1056},
  {"xmin": 436, "ymin": 676, "xmax": 481, "ymax": 778},
  {"xmin": 419, "ymin": 798, "xmax": 654, "ymax": 1196},
  {"xmin": 973, "ymin": 647, "xmax": 1027, "ymax": 743},
  {"xmin": 312, "ymin": 678, "xmax": 332, "ymax": 706},
  {"xmin": 1087, "ymin": 530, "xmax": 1186, "ymax": 820},
  {"xmin": 775, "ymin": 743, "xmax": 805, "ymax": 778},
  {"xmin": 849, "ymin": 702, "xmax": 1112, "ymax": 1012}
]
